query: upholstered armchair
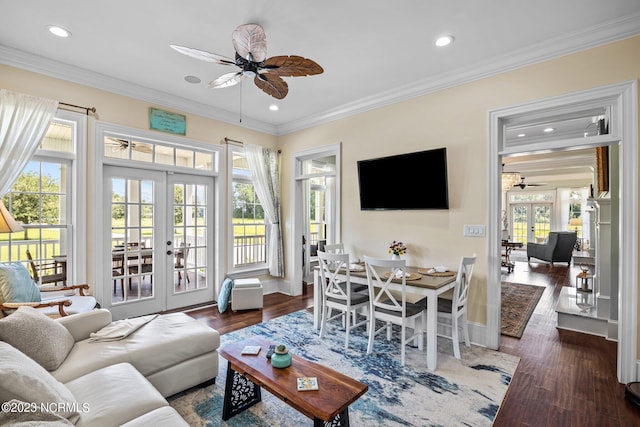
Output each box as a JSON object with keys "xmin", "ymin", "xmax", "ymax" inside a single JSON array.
[
  {"xmin": 0, "ymin": 262, "xmax": 96, "ymax": 317},
  {"xmin": 526, "ymin": 231, "xmax": 577, "ymax": 266}
]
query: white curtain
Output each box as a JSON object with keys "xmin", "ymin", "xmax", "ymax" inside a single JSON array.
[
  {"xmin": 245, "ymin": 143, "xmax": 284, "ymax": 277},
  {"xmin": 0, "ymin": 89, "xmax": 58, "ymax": 196},
  {"xmin": 556, "ymin": 188, "xmax": 571, "ymax": 231}
]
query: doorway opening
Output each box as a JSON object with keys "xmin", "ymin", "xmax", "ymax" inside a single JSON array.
[
  {"xmin": 291, "ymin": 144, "xmax": 341, "ymax": 296},
  {"xmin": 488, "ymin": 80, "xmax": 637, "ymax": 382}
]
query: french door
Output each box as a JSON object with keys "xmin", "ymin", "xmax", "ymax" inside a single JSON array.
[
  {"xmin": 166, "ymin": 173, "xmax": 214, "ymax": 310},
  {"xmin": 103, "ymin": 166, "xmax": 214, "ymax": 318},
  {"xmin": 510, "ymin": 203, "xmax": 552, "ymax": 244}
]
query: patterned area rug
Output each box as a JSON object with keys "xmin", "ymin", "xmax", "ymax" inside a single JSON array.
[
  {"xmin": 501, "ymin": 281, "xmax": 545, "ymax": 338},
  {"xmin": 169, "ymin": 310, "xmax": 519, "ymax": 426}
]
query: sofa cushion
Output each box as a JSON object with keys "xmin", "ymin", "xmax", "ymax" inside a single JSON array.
[
  {"xmin": 64, "ymin": 362, "xmax": 168, "ymax": 427},
  {"xmin": 51, "ymin": 313, "xmax": 220, "ymax": 384},
  {"xmin": 0, "ymin": 306, "xmax": 75, "ymax": 370},
  {"xmin": 0, "ymin": 342, "xmax": 79, "ymax": 423},
  {"xmin": 0, "ymin": 262, "xmax": 41, "ymax": 304},
  {"xmin": 119, "ymin": 407, "xmax": 189, "ymax": 427}
]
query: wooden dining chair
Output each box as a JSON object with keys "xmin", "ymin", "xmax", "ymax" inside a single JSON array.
[
  {"xmin": 127, "ymin": 249, "xmax": 153, "ymax": 290},
  {"xmin": 112, "ymin": 252, "xmax": 125, "ymax": 297},
  {"xmin": 364, "ymin": 256, "xmax": 426, "ymax": 366},
  {"xmin": 25, "ymin": 249, "xmax": 67, "ymax": 286},
  {"xmin": 437, "ymin": 254, "xmax": 476, "ymax": 359},
  {"xmin": 318, "ymin": 250, "xmax": 369, "ymax": 349}
]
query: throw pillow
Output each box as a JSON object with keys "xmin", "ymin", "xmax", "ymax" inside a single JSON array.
[
  {"xmin": 0, "ymin": 262, "xmax": 41, "ymax": 304},
  {"xmin": 217, "ymin": 277, "xmax": 233, "ymax": 313},
  {"xmin": 0, "ymin": 342, "xmax": 80, "ymax": 423},
  {"xmin": 0, "ymin": 306, "xmax": 75, "ymax": 371}
]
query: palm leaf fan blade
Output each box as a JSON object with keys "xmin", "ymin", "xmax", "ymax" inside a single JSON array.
[
  {"xmin": 232, "ymin": 23, "xmax": 267, "ymax": 62},
  {"xmin": 209, "ymin": 72, "xmax": 244, "ymax": 89},
  {"xmin": 254, "ymin": 73, "xmax": 288, "ymax": 99},
  {"xmin": 263, "ymin": 55, "xmax": 323, "ymax": 77},
  {"xmin": 169, "ymin": 45, "xmax": 235, "ymax": 65}
]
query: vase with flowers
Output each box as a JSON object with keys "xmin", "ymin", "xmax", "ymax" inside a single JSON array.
[{"xmin": 388, "ymin": 240, "xmax": 407, "ymax": 260}]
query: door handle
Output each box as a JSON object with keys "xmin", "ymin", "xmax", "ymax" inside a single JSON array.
[{"xmin": 167, "ymin": 250, "xmax": 173, "ymax": 255}]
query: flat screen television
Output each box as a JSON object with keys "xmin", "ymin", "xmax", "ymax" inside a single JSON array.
[{"xmin": 357, "ymin": 147, "xmax": 449, "ymax": 210}]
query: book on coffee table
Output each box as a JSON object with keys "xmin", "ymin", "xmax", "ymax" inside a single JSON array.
[
  {"xmin": 241, "ymin": 345, "xmax": 261, "ymax": 355},
  {"xmin": 297, "ymin": 377, "xmax": 319, "ymax": 391}
]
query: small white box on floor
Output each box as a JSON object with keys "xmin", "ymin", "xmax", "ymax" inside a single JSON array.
[{"xmin": 231, "ymin": 278, "xmax": 263, "ymax": 311}]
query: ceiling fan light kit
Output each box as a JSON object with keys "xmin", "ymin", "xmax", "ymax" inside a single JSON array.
[
  {"xmin": 170, "ymin": 23, "xmax": 323, "ymax": 100},
  {"xmin": 514, "ymin": 176, "xmax": 545, "ymax": 189}
]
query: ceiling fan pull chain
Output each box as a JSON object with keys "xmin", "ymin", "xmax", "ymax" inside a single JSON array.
[{"xmin": 239, "ymin": 79, "xmax": 243, "ymax": 123}]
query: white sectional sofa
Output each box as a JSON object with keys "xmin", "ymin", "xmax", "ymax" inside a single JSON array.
[{"xmin": 0, "ymin": 306, "xmax": 220, "ymax": 426}]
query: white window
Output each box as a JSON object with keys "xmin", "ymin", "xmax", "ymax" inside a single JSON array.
[
  {"xmin": 230, "ymin": 148, "xmax": 266, "ymax": 270},
  {"xmin": 1, "ymin": 113, "xmax": 85, "ymax": 284}
]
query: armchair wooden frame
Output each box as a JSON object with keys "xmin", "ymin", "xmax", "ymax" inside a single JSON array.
[{"xmin": 0, "ymin": 283, "xmax": 90, "ymax": 317}]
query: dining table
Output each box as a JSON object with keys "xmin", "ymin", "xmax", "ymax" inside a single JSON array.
[{"xmin": 313, "ymin": 263, "xmax": 457, "ymax": 371}]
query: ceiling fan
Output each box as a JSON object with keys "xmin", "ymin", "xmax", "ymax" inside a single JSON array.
[
  {"xmin": 170, "ymin": 23, "xmax": 323, "ymax": 100},
  {"xmin": 514, "ymin": 176, "xmax": 545, "ymax": 189},
  {"xmin": 105, "ymin": 137, "xmax": 152, "ymax": 154}
]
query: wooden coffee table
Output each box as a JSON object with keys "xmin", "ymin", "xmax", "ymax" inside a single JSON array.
[{"xmin": 220, "ymin": 337, "xmax": 368, "ymax": 426}]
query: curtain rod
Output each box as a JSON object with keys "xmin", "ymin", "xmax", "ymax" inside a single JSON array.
[
  {"xmin": 224, "ymin": 137, "xmax": 244, "ymax": 146},
  {"xmin": 224, "ymin": 137, "xmax": 281, "ymax": 153},
  {"xmin": 59, "ymin": 102, "xmax": 97, "ymax": 115}
]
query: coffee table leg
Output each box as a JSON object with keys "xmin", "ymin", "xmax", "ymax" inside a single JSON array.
[
  {"xmin": 313, "ymin": 407, "xmax": 350, "ymax": 427},
  {"xmin": 222, "ymin": 363, "xmax": 262, "ymax": 420}
]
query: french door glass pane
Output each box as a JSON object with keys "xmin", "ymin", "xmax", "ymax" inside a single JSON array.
[
  {"xmin": 173, "ymin": 183, "xmax": 207, "ymax": 293},
  {"xmin": 111, "ymin": 178, "xmax": 155, "ymax": 303},
  {"xmin": 533, "ymin": 205, "xmax": 551, "ymax": 243},
  {"xmin": 512, "ymin": 205, "xmax": 528, "ymax": 244}
]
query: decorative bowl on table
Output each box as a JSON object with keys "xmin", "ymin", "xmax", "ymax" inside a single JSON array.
[{"xmin": 270, "ymin": 344, "xmax": 292, "ymax": 368}]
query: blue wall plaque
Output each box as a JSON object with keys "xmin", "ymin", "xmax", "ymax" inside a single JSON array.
[{"xmin": 149, "ymin": 107, "xmax": 186, "ymax": 135}]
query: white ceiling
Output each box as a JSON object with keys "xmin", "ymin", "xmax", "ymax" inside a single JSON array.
[
  {"xmin": 1, "ymin": 0, "xmax": 639, "ymax": 137},
  {"xmin": 503, "ymin": 148, "xmax": 597, "ymax": 190}
]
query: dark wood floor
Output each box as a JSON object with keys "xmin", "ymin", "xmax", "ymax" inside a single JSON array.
[{"xmin": 186, "ymin": 263, "xmax": 640, "ymax": 426}]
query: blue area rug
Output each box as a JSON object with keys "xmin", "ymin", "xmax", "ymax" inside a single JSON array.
[{"xmin": 169, "ymin": 310, "xmax": 519, "ymax": 426}]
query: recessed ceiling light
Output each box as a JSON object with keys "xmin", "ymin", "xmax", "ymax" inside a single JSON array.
[
  {"xmin": 544, "ymin": 127, "xmax": 555, "ymax": 133},
  {"xmin": 435, "ymin": 35, "xmax": 454, "ymax": 47},
  {"xmin": 517, "ymin": 133, "xmax": 526, "ymax": 138},
  {"xmin": 47, "ymin": 25, "xmax": 71, "ymax": 38},
  {"xmin": 184, "ymin": 75, "xmax": 201, "ymax": 84},
  {"xmin": 269, "ymin": 104, "xmax": 279, "ymax": 111}
]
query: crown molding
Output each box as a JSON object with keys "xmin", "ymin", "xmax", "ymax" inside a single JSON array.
[
  {"xmin": 277, "ymin": 12, "xmax": 640, "ymax": 135},
  {"xmin": 2, "ymin": 12, "xmax": 639, "ymax": 137},
  {"xmin": 0, "ymin": 45, "xmax": 277, "ymax": 135}
]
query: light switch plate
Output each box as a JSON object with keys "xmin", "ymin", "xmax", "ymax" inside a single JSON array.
[{"xmin": 464, "ymin": 224, "xmax": 486, "ymax": 237}]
